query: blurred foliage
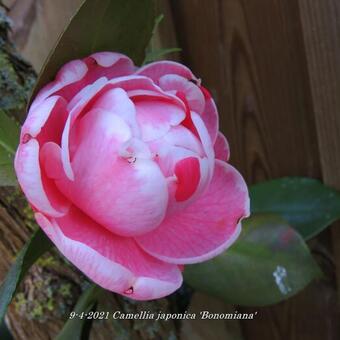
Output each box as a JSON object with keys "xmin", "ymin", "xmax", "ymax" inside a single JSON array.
[
  {"xmin": 0, "ymin": 9, "xmax": 35, "ymax": 186},
  {"xmin": 0, "ymin": 228, "xmax": 52, "ymax": 324},
  {"xmin": 184, "ymin": 214, "xmax": 322, "ymax": 306},
  {"xmin": 0, "ymin": 110, "xmax": 19, "ymax": 185},
  {"xmin": 14, "ymin": 253, "xmax": 81, "ymax": 322},
  {"xmin": 250, "ymin": 177, "xmax": 340, "ymax": 240},
  {"xmin": 56, "ymin": 284, "xmax": 102, "ymax": 340},
  {"xmin": 0, "ymin": 10, "xmax": 35, "ymax": 120}
]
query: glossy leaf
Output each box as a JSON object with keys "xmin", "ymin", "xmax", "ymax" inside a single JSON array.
[
  {"xmin": 250, "ymin": 177, "xmax": 340, "ymax": 240},
  {"xmin": 143, "ymin": 13, "xmax": 181, "ymax": 64},
  {"xmin": 56, "ymin": 284, "xmax": 103, "ymax": 340},
  {"xmin": 0, "ymin": 110, "xmax": 19, "ymax": 186},
  {"xmin": 144, "ymin": 47, "xmax": 181, "ymax": 64},
  {"xmin": 31, "ymin": 0, "xmax": 156, "ymax": 102},
  {"xmin": 184, "ymin": 214, "xmax": 321, "ymax": 306},
  {"xmin": 0, "ymin": 228, "xmax": 52, "ymax": 323}
]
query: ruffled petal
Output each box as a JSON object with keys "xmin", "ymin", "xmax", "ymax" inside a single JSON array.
[
  {"xmin": 134, "ymin": 97, "xmax": 185, "ymax": 141},
  {"xmin": 199, "ymin": 86, "xmax": 218, "ymax": 143},
  {"xmin": 136, "ymin": 61, "xmax": 195, "ymax": 83},
  {"xmin": 56, "ymin": 108, "xmax": 168, "ymax": 237},
  {"xmin": 214, "ymin": 131, "xmax": 230, "ymax": 161},
  {"xmin": 162, "ymin": 125, "xmax": 204, "ymax": 157},
  {"xmin": 61, "ymin": 76, "xmax": 179, "ymax": 180},
  {"xmin": 191, "ymin": 111, "xmax": 215, "ymax": 185},
  {"xmin": 40, "ymin": 142, "xmax": 66, "ymax": 180},
  {"xmin": 14, "ymin": 139, "xmax": 70, "ymax": 217},
  {"xmin": 148, "ymin": 127, "xmax": 210, "ymax": 212},
  {"xmin": 35, "ymin": 52, "xmax": 134, "ymax": 105},
  {"xmin": 92, "ymin": 87, "xmax": 140, "ymax": 137},
  {"xmin": 158, "ymin": 74, "xmax": 205, "ymax": 114},
  {"xmin": 135, "ymin": 160, "xmax": 250, "ymax": 264},
  {"xmin": 61, "ymin": 77, "xmax": 108, "ymax": 180},
  {"xmin": 35, "ymin": 206, "xmax": 182, "ymax": 300},
  {"xmin": 34, "ymin": 60, "xmax": 87, "ymax": 107},
  {"xmin": 21, "ymin": 96, "xmax": 68, "ymax": 145}
]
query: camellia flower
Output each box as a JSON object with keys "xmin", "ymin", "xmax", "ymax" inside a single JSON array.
[{"xmin": 15, "ymin": 52, "xmax": 250, "ymax": 300}]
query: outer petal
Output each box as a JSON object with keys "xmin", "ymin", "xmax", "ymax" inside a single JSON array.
[
  {"xmin": 34, "ymin": 52, "xmax": 134, "ymax": 105},
  {"xmin": 199, "ymin": 86, "xmax": 219, "ymax": 143},
  {"xmin": 35, "ymin": 206, "xmax": 182, "ymax": 300},
  {"xmin": 21, "ymin": 96, "xmax": 68, "ymax": 144},
  {"xmin": 136, "ymin": 61, "xmax": 195, "ymax": 83},
  {"xmin": 214, "ymin": 131, "xmax": 230, "ymax": 161},
  {"xmin": 136, "ymin": 160, "xmax": 250, "ymax": 264},
  {"xmin": 15, "ymin": 139, "xmax": 69, "ymax": 217},
  {"xmin": 34, "ymin": 60, "xmax": 87, "ymax": 107}
]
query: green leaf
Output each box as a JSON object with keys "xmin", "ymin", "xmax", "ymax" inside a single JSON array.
[
  {"xmin": 56, "ymin": 284, "xmax": 103, "ymax": 340},
  {"xmin": 143, "ymin": 47, "xmax": 182, "ymax": 64},
  {"xmin": 184, "ymin": 214, "xmax": 321, "ymax": 306},
  {"xmin": 143, "ymin": 13, "xmax": 181, "ymax": 64},
  {"xmin": 0, "ymin": 110, "xmax": 19, "ymax": 186},
  {"xmin": 30, "ymin": 0, "xmax": 156, "ymax": 102},
  {"xmin": 250, "ymin": 177, "xmax": 340, "ymax": 240},
  {"xmin": 0, "ymin": 228, "xmax": 52, "ymax": 323}
]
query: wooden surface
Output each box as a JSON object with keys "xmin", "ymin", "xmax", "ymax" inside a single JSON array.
[
  {"xmin": 299, "ymin": 0, "xmax": 340, "ymax": 305},
  {"xmin": 3, "ymin": 0, "xmax": 340, "ymax": 339},
  {"xmin": 168, "ymin": 0, "xmax": 339, "ymax": 339}
]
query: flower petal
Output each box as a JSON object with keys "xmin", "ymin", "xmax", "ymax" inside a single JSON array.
[
  {"xmin": 159, "ymin": 74, "xmax": 205, "ymax": 114},
  {"xmin": 56, "ymin": 108, "xmax": 168, "ymax": 237},
  {"xmin": 136, "ymin": 160, "xmax": 250, "ymax": 264},
  {"xmin": 35, "ymin": 206, "xmax": 182, "ymax": 300},
  {"xmin": 174, "ymin": 157, "xmax": 201, "ymax": 202},
  {"xmin": 15, "ymin": 139, "xmax": 70, "ymax": 217},
  {"xmin": 90, "ymin": 52, "xmax": 134, "ymax": 68},
  {"xmin": 22, "ymin": 96, "xmax": 68, "ymax": 145},
  {"xmin": 61, "ymin": 77, "xmax": 108, "ymax": 180},
  {"xmin": 35, "ymin": 53, "xmax": 134, "ymax": 105},
  {"xmin": 136, "ymin": 61, "xmax": 195, "ymax": 83},
  {"xmin": 214, "ymin": 131, "xmax": 230, "ymax": 161},
  {"xmin": 199, "ymin": 86, "xmax": 219, "ymax": 143},
  {"xmin": 34, "ymin": 60, "xmax": 87, "ymax": 107},
  {"xmin": 148, "ymin": 129, "xmax": 210, "ymax": 212},
  {"xmin": 61, "ymin": 76, "xmax": 176, "ymax": 180},
  {"xmin": 40, "ymin": 142, "xmax": 66, "ymax": 180},
  {"xmin": 92, "ymin": 87, "xmax": 140, "ymax": 137},
  {"xmin": 134, "ymin": 97, "xmax": 185, "ymax": 141}
]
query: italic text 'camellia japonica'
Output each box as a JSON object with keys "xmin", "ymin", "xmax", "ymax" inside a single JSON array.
[{"xmin": 15, "ymin": 52, "xmax": 250, "ymax": 300}]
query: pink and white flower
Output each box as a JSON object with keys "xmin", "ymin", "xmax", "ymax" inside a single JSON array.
[{"xmin": 15, "ymin": 52, "xmax": 249, "ymax": 300}]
